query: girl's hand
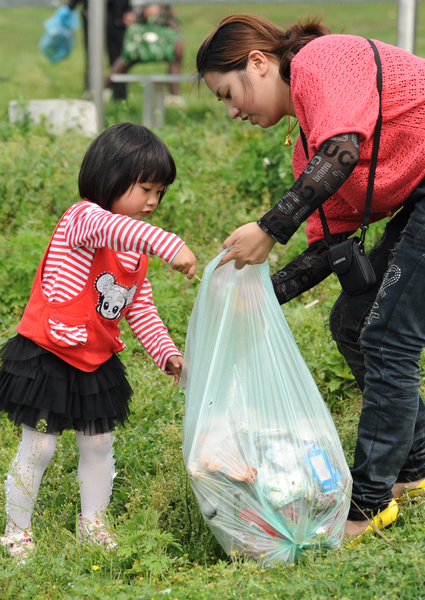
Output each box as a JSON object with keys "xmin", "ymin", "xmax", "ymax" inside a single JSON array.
[
  {"xmin": 219, "ymin": 222, "xmax": 276, "ymax": 269},
  {"xmin": 166, "ymin": 355, "xmax": 184, "ymax": 386},
  {"xmin": 170, "ymin": 245, "xmax": 197, "ymax": 279}
]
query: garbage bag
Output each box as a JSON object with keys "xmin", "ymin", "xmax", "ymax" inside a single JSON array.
[
  {"xmin": 39, "ymin": 6, "xmax": 79, "ymax": 63},
  {"xmin": 182, "ymin": 252, "xmax": 352, "ymax": 566}
]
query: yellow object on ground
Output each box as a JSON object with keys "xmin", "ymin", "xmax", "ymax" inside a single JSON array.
[{"xmin": 346, "ymin": 498, "xmax": 399, "ymax": 548}]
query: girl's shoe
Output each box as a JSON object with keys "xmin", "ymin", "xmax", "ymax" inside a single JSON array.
[
  {"xmin": 347, "ymin": 498, "xmax": 399, "ymax": 548},
  {"xmin": 1, "ymin": 524, "xmax": 35, "ymax": 562},
  {"xmin": 78, "ymin": 514, "xmax": 117, "ymax": 551}
]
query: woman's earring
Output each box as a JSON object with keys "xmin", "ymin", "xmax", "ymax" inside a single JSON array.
[{"xmin": 285, "ymin": 88, "xmax": 298, "ymax": 147}]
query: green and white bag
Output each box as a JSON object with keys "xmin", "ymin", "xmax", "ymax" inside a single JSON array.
[{"xmin": 122, "ymin": 21, "xmax": 180, "ymax": 64}]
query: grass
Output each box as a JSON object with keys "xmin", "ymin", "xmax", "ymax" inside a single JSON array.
[{"xmin": 1, "ymin": 3, "xmax": 425, "ymax": 600}]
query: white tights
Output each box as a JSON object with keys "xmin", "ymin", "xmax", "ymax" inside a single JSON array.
[{"xmin": 5, "ymin": 425, "xmax": 116, "ymax": 533}]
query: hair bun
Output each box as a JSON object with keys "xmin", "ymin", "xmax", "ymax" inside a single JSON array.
[{"xmin": 300, "ymin": 22, "xmax": 327, "ymax": 37}]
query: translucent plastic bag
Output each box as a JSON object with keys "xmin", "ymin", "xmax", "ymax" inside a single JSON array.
[
  {"xmin": 39, "ymin": 6, "xmax": 79, "ymax": 64},
  {"xmin": 182, "ymin": 252, "xmax": 352, "ymax": 565}
]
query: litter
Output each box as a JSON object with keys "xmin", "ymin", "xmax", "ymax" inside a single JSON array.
[{"xmin": 182, "ymin": 252, "xmax": 352, "ymax": 565}]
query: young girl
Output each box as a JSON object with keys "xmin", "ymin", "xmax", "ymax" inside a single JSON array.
[
  {"xmin": 196, "ymin": 14, "xmax": 425, "ymax": 542},
  {"xmin": 0, "ymin": 122, "xmax": 196, "ymax": 560}
]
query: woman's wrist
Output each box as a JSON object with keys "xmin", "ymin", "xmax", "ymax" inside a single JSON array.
[{"xmin": 256, "ymin": 218, "xmax": 284, "ymax": 244}]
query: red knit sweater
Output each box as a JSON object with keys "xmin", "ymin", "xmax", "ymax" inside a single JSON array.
[{"xmin": 291, "ymin": 35, "xmax": 425, "ymax": 243}]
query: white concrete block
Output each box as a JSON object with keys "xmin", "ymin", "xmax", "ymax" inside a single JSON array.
[{"xmin": 8, "ymin": 99, "xmax": 99, "ymax": 137}]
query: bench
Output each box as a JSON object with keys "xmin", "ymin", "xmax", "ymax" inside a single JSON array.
[{"xmin": 110, "ymin": 73, "xmax": 194, "ymax": 128}]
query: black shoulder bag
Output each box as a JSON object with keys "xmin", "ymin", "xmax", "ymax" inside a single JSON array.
[{"xmin": 300, "ymin": 39, "xmax": 382, "ymax": 297}]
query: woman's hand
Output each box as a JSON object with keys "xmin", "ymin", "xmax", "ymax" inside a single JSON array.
[
  {"xmin": 170, "ymin": 244, "xmax": 197, "ymax": 279},
  {"xmin": 219, "ymin": 222, "xmax": 276, "ymax": 269},
  {"xmin": 166, "ymin": 355, "xmax": 184, "ymax": 386}
]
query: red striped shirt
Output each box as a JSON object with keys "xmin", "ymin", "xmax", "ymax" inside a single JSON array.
[{"xmin": 41, "ymin": 201, "xmax": 185, "ymax": 372}]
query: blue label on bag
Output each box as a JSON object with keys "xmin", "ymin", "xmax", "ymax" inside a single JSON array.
[{"xmin": 306, "ymin": 444, "xmax": 340, "ymax": 493}]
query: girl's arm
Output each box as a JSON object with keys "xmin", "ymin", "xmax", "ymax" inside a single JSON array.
[
  {"xmin": 125, "ymin": 278, "xmax": 182, "ymax": 374},
  {"xmin": 220, "ymin": 133, "xmax": 360, "ymax": 268},
  {"xmin": 64, "ymin": 201, "xmax": 185, "ymax": 265}
]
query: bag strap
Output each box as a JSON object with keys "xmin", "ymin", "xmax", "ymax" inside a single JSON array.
[
  {"xmin": 363, "ymin": 39, "xmax": 383, "ymax": 237},
  {"xmin": 299, "ymin": 38, "xmax": 383, "ymax": 247}
]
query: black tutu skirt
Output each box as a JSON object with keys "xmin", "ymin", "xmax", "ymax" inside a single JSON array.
[{"xmin": 0, "ymin": 334, "xmax": 133, "ymax": 435}]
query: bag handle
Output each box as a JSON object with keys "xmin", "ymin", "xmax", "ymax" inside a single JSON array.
[{"xmin": 299, "ymin": 38, "xmax": 383, "ymax": 247}]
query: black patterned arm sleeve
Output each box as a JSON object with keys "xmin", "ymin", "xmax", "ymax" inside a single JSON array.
[
  {"xmin": 258, "ymin": 133, "xmax": 360, "ymax": 245},
  {"xmin": 271, "ymin": 233, "xmax": 349, "ymax": 304}
]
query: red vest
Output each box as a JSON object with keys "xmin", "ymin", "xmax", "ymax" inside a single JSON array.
[{"xmin": 17, "ymin": 240, "xmax": 148, "ymax": 372}]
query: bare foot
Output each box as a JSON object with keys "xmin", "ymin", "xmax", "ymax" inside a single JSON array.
[
  {"xmin": 392, "ymin": 478, "xmax": 425, "ymax": 499},
  {"xmin": 344, "ymin": 518, "xmax": 370, "ymax": 539}
]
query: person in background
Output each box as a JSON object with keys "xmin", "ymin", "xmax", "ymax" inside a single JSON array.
[
  {"xmin": 196, "ymin": 13, "xmax": 425, "ymax": 544},
  {"xmin": 69, "ymin": 0, "xmax": 133, "ymax": 100},
  {"xmin": 105, "ymin": 3, "xmax": 185, "ymax": 107}
]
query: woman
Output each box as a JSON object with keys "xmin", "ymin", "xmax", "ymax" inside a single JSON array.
[{"xmin": 196, "ymin": 13, "xmax": 425, "ymax": 540}]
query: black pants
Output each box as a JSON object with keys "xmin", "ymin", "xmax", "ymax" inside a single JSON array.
[
  {"xmin": 329, "ymin": 186, "xmax": 425, "ymax": 519},
  {"xmin": 79, "ymin": 8, "xmax": 127, "ymax": 100}
]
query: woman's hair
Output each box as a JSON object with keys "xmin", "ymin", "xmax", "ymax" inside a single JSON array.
[
  {"xmin": 196, "ymin": 13, "xmax": 331, "ymax": 85},
  {"xmin": 78, "ymin": 122, "xmax": 176, "ymax": 211}
]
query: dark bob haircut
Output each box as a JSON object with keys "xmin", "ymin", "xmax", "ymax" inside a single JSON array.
[{"xmin": 78, "ymin": 122, "xmax": 176, "ymax": 211}]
